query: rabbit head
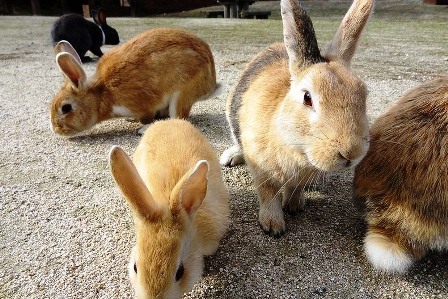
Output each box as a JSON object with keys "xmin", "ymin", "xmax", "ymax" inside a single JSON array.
[
  {"xmin": 50, "ymin": 41, "xmax": 101, "ymax": 136},
  {"xmin": 276, "ymin": 0, "xmax": 373, "ymax": 171},
  {"xmin": 109, "ymin": 146, "xmax": 210, "ymax": 298},
  {"xmin": 93, "ymin": 8, "xmax": 119, "ymax": 45}
]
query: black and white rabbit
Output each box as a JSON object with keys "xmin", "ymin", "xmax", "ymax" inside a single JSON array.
[{"xmin": 51, "ymin": 8, "xmax": 119, "ymax": 62}]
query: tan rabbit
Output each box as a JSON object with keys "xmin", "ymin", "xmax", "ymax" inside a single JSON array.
[
  {"xmin": 220, "ymin": 0, "xmax": 374, "ymax": 237},
  {"xmin": 109, "ymin": 119, "xmax": 229, "ymax": 298},
  {"xmin": 50, "ymin": 28, "xmax": 218, "ymax": 136},
  {"xmin": 353, "ymin": 77, "xmax": 448, "ymax": 273}
]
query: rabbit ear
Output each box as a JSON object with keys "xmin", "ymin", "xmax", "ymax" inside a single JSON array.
[
  {"xmin": 325, "ymin": 0, "xmax": 374, "ymax": 64},
  {"xmin": 94, "ymin": 8, "xmax": 107, "ymax": 25},
  {"xmin": 109, "ymin": 146, "xmax": 161, "ymax": 221},
  {"xmin": 280, "ymin": 0, "xmax": 323, "ymax": 73},
  {"xmin": 173, "ymin": 160, "xmax": 209, "ymax": 218},
  {"xmin": 54, "ymin": 40, "xmax": 82, "ymax": 65},
  {"xmin": 56, "ymin": 52, "xmax": 86, "ymax": 89}
]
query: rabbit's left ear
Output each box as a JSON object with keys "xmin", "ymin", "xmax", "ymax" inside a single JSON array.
[
  {"xmin": 280, "ymin": 0, "xmax": 323, "ymax": 75},
  {"xmin": 324, "ymin": 0, "xmax": 375, "ymax": 65},
  {"xmin": 56, "ymin": 52, "xmax": 86, "ymax": 89},
  {"xmin": 54, "ymin": 40, "xmax": 82, "ymax": 65}
]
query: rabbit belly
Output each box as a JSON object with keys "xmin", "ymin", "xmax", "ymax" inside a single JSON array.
[{"xmin": 112, "ymin": 105, "xmax": 134, "ymax": 117}]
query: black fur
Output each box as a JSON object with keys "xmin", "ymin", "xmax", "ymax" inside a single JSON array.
[{"xmin": 51, "ymin": 10, "xmax": 119, "ymax": 62}]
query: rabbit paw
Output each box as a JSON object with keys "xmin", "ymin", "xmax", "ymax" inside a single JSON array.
[
  {"xmin": 364, "ymin": 232, "xmax": 414, "ymax": 273},
  {"xmin": 220, "ymin": 145, "xmax": 245, "ymax": 167},
  {"xmin": 258, "ymin": 199, "xmax": 285, "ymax": 237}
]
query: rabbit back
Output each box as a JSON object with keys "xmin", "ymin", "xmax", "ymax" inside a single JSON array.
[
  {"xmin": 226, "ymin": 43, "xmax": 290, "ymax": 147},
  {"xmin": 50, "ymin": 28, "xmax": 217, "ymax": 136},
  {"xmin": 134, "ymin": 119, "xmax": 229, "ymax": 246},
  {"xmin": 87, "ymin": 28, "xmax": 216, "ymax": 122},
  {"xmin": 353, "ymin": 77, "xmax": 448, "ymax": 272}
]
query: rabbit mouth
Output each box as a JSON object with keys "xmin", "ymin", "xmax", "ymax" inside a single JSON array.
[
  {"xmin": 52, "ymin": 121, "xmax": 82, "ymax": 136},
  {"xmin": 305, "ymin": 150, "xmax": 363, "ymax": 172}
]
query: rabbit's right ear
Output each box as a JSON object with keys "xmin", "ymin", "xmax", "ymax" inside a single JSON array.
[
  {"xmin": 93, "ymin": 7, "xmax": 107, "ymax": 25},
  {"xmin": 54, "ymin": 40, "xmax": 82, "ymax": 65},
  {"xmin": 280, "ymin": 0, "xmax": 323, "ymax": 74},
  {"xmin": 324, "ymin": 0, "xmax": 374, "ymax": 65},
  {"xmin": 56, "ymin": 52, "xmax": 86, "ymax": 89},
  {"xmin": 109, "ymin": 146, "xmax": 161, "ymax": 221}
]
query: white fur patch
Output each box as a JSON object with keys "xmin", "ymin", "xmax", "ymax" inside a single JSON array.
[
  {"xmin": 364, "ymin": 233, "xmax": 413, "ymax": 273},
  {"xmin": 112, "ymin": 105, "xmax": 134, "ymax": 117},
  {"xmin": 168, "ymin": 91, "xmax": 180, "ymax": 118},
  {"xmin": 277, "ymin": 73, "xmax": 321, "ymax": 149},
  {"xmin": 98, "ymin": 25, "xmax": 105, "ymax": 45},
  {"xmin": 220, "ymin": 145, "xmax": 244, "ymax": 166}
]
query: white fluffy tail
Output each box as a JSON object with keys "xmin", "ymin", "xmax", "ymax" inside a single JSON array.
[{"xmin": 364, "ymin": 232, "xmax": 414, "ymax": 273}]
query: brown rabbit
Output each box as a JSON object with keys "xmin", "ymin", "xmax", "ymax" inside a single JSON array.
[
  {"xmin": 50, "ymin": 28, "xmax": 218, "ymax": 136},
  {"xmin": 220, "ymin": 0, "xmax": 374, "ymax": 237},
  {"xmin": 353, "ymin": 77, "xmax": 448, "ymax": 273},
  {"xmin": 109, "ymin": 119, "xmax": 229, "ymax": 298}
]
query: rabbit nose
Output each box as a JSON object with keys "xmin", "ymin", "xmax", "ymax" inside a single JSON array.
[
  {"xmin": 338, "ymin": 152, "xmax": 352, "ymax": 168},
  {"xmin": 338, "ymin": 143, "xmax": 365, "ymax": 167}
]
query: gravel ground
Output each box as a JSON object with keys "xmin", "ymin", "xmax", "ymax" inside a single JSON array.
[{"xmin": 1, "ymin": 1, "xmax": 447, "ymax": 298}]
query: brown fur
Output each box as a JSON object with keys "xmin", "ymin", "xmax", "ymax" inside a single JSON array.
[
  {"xmin": 221, "ymin": 0, "xmax": 374, "ymax": 237},
  {"xmin": 109, "ymin": 119, "xmax": 229, "ymax": 298},
  {"xmin": 353, "ymin": 77, "xmax": 448, "ymax": 272},
  {"xmin": 51, "ymin": 28, "xmax": 216, "ymax": 136}
]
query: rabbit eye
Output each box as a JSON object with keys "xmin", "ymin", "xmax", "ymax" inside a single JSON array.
[
  {"xmin": 175, "ymin": 262, "xmax": 184, "ymax": 281},
  {"xmin": 61, "ymin": 104, "xmax": 72, "ymax": 114},
  {"xmin": 303, "ymin": 91, "xmax": 313, "ymax": 108},
  {"xmin": 133, "ymin": 263, "xmax": 137, "ymax": 274}
]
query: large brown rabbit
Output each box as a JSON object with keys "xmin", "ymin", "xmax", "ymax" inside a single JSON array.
[
  {"xmin": 109, "ymin": 119, "xmax": 229, "ymax": 298},
  {"xmin": 353, "ymin": 77, "xmax": 448, "ymax": 273},
  {"xmin": 220, "ymin": 0, "xmax": 374, "ymax": 236},
  {"xmin": 50, "ymin": 28, "xmax": 218, "ymax": 136}
]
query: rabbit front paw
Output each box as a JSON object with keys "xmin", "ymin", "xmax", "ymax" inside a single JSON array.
[
  {"xmin": 258, "ymin": 198, "xmax": 285, "ymax": 237},
  {"xmin": 220, "ymin": 144, "xmax": 245, "ymax": 167}
]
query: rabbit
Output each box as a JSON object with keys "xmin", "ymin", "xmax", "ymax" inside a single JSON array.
[
  {"xmin": 109, "ymin": 119, "xmax": 229, "ymax": 298},
  {"xmin": 220, "ymin": 0, "xmax": 374, "ymax": 237},
  {"xmin": 51, "ymin": 8, "xmax": 119, "ymax": 62},
  {"xmin": 50, "ymin": 28, "xmax": 218, "ymax": 136},
  {"xmin": 353, "ymin": 77, "xmax": 448, "ymax": 273}
]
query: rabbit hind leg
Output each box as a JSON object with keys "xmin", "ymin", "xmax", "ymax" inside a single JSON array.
[{"xmin": 168, "ymin": 91, "xmax": 192, "ymax": 119}]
